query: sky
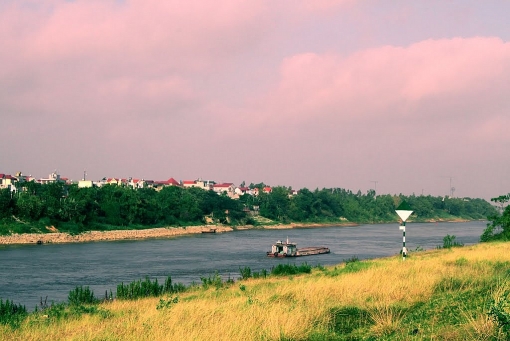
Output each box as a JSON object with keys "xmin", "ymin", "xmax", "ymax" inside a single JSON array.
[{"xmin": 1, "ymin": 0, "xmax": 510, "ymax": 200}]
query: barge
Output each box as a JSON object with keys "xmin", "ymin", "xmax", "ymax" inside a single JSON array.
[{"xmin": 266, "ymin": 239, "xmax": 330, "ymax": 257}]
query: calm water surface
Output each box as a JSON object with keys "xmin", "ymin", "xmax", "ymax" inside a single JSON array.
[{"xmin": 0, "ymin": 221, "xmax": 486, "ymax": 309}]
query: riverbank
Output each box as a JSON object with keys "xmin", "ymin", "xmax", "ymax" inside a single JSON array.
[
  {"xmin": 0, "ymin": 226, "xmax": 231, "ymax": 245},
  {"xmin": 0, "ymin": 222, "xmax": 360, "ymax": 245},
  {"xmin": 0, "ymin": 218, "xmax": 476, "ymax": 246}
]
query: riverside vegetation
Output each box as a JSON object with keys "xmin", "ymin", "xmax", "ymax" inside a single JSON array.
[{"xmin": 0, "ymin": 181, "xmax": 497, "ymax": 236}]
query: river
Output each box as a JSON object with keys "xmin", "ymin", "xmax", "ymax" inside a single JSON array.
[{"xmin": 0, "ymin": 221, "xmax": 486, "ymax": 310}]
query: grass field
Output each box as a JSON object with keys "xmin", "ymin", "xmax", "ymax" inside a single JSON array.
[{"xmin": 2, "ymin": 242, "xmax": 510, "ymax": 340}]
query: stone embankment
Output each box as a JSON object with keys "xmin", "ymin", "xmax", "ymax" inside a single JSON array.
[
  {"xmin": 0, "ymin": 222, "xmax": 360, "ymax": 246},
  {"xmin": 0, "ymin": 226, "xmax": 233, "ymax": 245}
]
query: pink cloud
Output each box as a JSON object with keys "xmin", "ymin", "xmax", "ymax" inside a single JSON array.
[
  {"xmin": 97, "ymin": 77, "xmax": 194, "ymax": 102},
  {"xmin": 399, "ymin": 37, "xmax": 510, "ymax": 101},
  {"xmin": 17, "ymin": 0, "xmax": 268, "ymax": 68},
  {"xmin": 0, "ymin": 0, "xmax": 270, "ymax": 120},
  {"xmin": 248, "ymin": 37, "xmax": 510, "ymax": 131}
]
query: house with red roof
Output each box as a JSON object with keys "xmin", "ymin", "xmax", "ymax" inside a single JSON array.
[
  {"xmin": 152, "ymin": 177, "xmax": 181, "ymax": 191},
  {"xmin": 106, "ymin": 178, "xmax": 121, "ymax": 186},
  {"xmin": 212, "ymin": 183, "xmax": 236, "ymax": 197},
  {"xmin": 0, "ymin": 174, "xmax": 15, "ymax": 190},
  {"xmin": 182, "ymin": 180, "xmax": 196, "ymax": 188},
  {"xmin": 183, "ymin": 178, "xmax": 215, "ymax": 190},
  {"xmin": 166, "ymin": 178, "xmax": 180, "ymax": 186}
]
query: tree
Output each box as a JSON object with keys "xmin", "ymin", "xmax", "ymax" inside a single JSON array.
[
  {"xmin": 39, "ymin": 182, "xmax": 66, "ymax": 222},
  {"xmin": 65, "ymin": 185, "xmax": 100, "ymax": 225},
  {"xmin": 259, "ymin": 186, "xmax": 290, "ymax": 221},
  {"xmin": 481, "ymin": 194, "xmax": 510, "ymax": 241},
  {"xmin": 14, "ymin": 193, "xmax": 43, "ymax": 221},
  {"xmin": 135, "ymin": 188, "xmax": 159, "ymax": 225},
  {"xmin": 289, "ymin": 188, "xmax": 314, "ymax": 221},
  {"xmin": 0, "ymin": 188, "xmax": 13, "ymax": 219},
  {"xmin": 157, "ymin": 186, "xmax": 188, "ymax": 225}
]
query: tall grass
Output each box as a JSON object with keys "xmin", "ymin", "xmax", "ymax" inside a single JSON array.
[
  {"xmin": 68, "ymin": 286, "xmax": 97, "ymax": 305},
  {"xmin": 116, "ymin": 276, "xmax": 185, "ymax": 299},
  {"xmin": 0, "ymin": 299, "xmax": 27, "ymax": 328},
  {"xmin": 2, "ymin": 242, "xmax": 510, "ymax": 340}
]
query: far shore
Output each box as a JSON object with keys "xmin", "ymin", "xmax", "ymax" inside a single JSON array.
[
  {"xmin": 0, "ymin": 219, "xmax": 476, "ymax": 246},
  {"xmin": 0, "ymin": 222, "xmax": 358, "ymax": 246}
]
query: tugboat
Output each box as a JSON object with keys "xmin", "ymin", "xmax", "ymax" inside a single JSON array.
[{"xmin": 267, "ymin": 238, "xmax": 330, "ymax": 257}]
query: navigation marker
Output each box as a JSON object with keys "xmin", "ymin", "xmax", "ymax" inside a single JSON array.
[{"xmin": 395, "ymin": 201, "xmax": 413, "ymax": 261}]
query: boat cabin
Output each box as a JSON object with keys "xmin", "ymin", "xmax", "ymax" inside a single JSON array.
[{"xmin": 270, "ymin": 240, "xmax": 297, "ymax": 257}]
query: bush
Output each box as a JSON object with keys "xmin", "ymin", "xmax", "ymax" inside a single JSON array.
[
  {"xmin": 488, "ymin": 290, "xmax": 510, "ymax": 336},
  {"xmin": 239, "ymin": 266, "xmax": 252, "ymax": 280},
  {"xmin": 117, "ymin": 277, "xmax": 160, "ymax": 299},
  {"xmin": 156, "ymin": 296, "xmax": 179, "ymax": 310},
  {"xmin": 253, "ymin": 269, "xmax": 268, "ymax": 279},
  {"xmin": 439, "ymin": 234, "xmax": 464, "ymax": 249},
  {"xmin": 68, "ymin": 286, "xmax": 97, "ymax": 305},
  {"xmin": 200, "ymin": 271, "xmax": 225, "ymax": 290},
  {"xmin": 271, "ymin": 263, "xmax": 312, "ymax": 276},
  {"xmin": 0, "ymin": 299, "xmax": 27, "ymax": 328},
  {"xmin": 116, "ymin": 276, "xmax": 185, "ymax": 300}
]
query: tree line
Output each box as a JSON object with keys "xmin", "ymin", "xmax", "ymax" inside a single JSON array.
[
  {"xmin": 245, "ymin": 187, "xmax": 495, "ymax": 224},
  {"xmin": 0, "ymin": 181, "xmax": 498, "ymax": 235}
]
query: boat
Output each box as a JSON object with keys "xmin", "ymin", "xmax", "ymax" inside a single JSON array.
[
  {"xmin": 201, "ymin": 228, "xmax": 217, "ymax": 234},
  {"xmin": 266, "ymin": 239, "xmax": 330, "ymax": 257}
]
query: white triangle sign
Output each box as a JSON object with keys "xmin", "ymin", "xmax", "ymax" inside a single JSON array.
[{"xmin": 396, "ymin": 210, "xmax": 413, "ymax": 222}]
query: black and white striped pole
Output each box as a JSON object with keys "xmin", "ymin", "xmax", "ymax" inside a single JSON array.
[{"xmin": 395, "ymin": 201, "xmax": 413, "ymax": 261}]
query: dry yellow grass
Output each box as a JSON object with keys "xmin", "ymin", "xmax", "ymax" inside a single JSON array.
[{"xmin": 3, "ymin": 241, "xmax": 510, "ymax": 340}]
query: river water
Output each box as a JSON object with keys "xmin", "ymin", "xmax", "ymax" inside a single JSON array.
[{"xmin": 0, "ymin": 221, "xmax": 487, "ymax": 310}]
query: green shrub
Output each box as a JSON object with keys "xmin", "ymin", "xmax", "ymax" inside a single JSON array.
[
  {"xmin": 488, "ymin": 290, "xmax": 510, "ymax": 336},
  {"xmin": 68, "ymin": 286, "xmax": 97, "ymax": 305},
  {"xmin": 200, "ymin": 271, "xmax": 224, "ymax": 290},
  {"xmin": 117, "ymin": 276, "xmax": 170, "ymax": 300},
  {"xmin": 123, "ymin": 275, "xmax": 185, "ymax": 298},
  {"xmin": 0, "ymin": 299, "xmax": 27, "ymax": 328},
  {"xmin": 252, "ymin": 268, "xmax": 268, "ymax": 279},
  {"xmin": 239, "ymin": 266, "xmax": 252, "ymax": 280},
  {"xmin": 438, "ymin": 234, "xmax": 464, "ymax": 249},
  {"xmin": 156, "ymin": 296, "xmax": 179, "ymax": 310},
  {"xmin": 271, "ymin": 263, "xmax": 312, "ymax": 276}
]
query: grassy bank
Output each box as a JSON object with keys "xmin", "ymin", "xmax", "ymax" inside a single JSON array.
[{"xmin": 2, "ymin": 242, "xmax": 510, "ymax": 340}]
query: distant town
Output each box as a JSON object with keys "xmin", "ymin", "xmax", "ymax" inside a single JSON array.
[{"xmin": 0, "ymin": 171, "xmax": 295, "ymax": 200}]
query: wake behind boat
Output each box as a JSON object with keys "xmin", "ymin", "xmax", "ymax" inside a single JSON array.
[{"xmin": 266, "ymin": 239, "xmax": 330, "ymax": 257}]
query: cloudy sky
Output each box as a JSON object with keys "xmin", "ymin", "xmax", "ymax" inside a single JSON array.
[{"xmin": 1, "ymin": 0, "xmax": 509, "ymax": 200}]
